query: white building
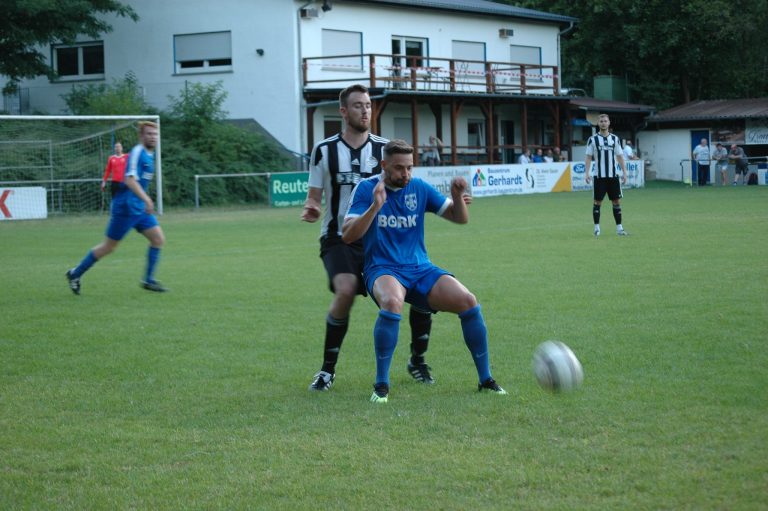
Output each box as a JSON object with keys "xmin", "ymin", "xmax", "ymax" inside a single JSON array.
[{"xmin": 3, "ymin": 0, "xmax": 577, "ymax": 164}]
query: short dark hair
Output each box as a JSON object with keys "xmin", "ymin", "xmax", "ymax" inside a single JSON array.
[
  {"xmin": 339, "ymin": 84, "xmax": 369, "ymax": 108},
  {"xmin": 383, "ymin": 139, "xmax": 414, "ymax": 158}
]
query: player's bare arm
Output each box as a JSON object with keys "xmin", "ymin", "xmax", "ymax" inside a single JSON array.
[
  {"xmin": 301, "ymin": 186, "xmax": 323, "ymax": 222},
  {"xmin": 341, "ymin": 180, "xmax": 386, "ymax": 244},
  {"xmin": 441, "ymin": 177, "xmax": 470, "ymax": 224},
  {"xmin": 124, "ymin": 176, "xmax": 154, "ymax": 214},
  {"xmin": 584, "ymin": 155, "xmax": 592, "ymax": 184}
]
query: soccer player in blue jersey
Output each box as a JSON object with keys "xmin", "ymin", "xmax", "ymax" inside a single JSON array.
[
  {"xmin": 66, "ymin": 121, "xmax": 167, "ymax": 294},
  {"xmin": 342, "ymin": 139, "xmax": 507, "ymax": 403}
]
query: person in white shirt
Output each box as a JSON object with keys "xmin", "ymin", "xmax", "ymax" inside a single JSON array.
[
  {"xmin": 518, "ymin": 148, "xmax": 531, "ymax": 164},
  {"xmin": 623, "ymin": 140, "xmax": 636, "ymax": 161},
  {"xmin": 691, "ymin": 138, "xmax": 711, "ymax": 186}
]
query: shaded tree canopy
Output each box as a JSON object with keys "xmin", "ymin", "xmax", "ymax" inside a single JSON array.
[
  {"xmin": 497, "ymin": 0, "xmax": 768, "ymax": 109},
  {"xmin": 0, "ymin": 0, "xmax": 137, "ymax": 93}
]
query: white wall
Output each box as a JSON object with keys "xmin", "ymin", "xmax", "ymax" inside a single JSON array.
[
  {"xmin": 300, "ymin": 2, "xmax": 560, "ymax": 92},
  {"xmin": 12, "ymin": 0, "xmax": 303, "ymax": 153},
  {"xmin": 637, "ymin": 129, "xmax": 692, "ymax": 181}
]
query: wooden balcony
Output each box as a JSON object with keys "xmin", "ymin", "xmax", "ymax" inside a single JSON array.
[{"xmin": 302, "ymin": 53, "xmax": 559, "ymax": 96}]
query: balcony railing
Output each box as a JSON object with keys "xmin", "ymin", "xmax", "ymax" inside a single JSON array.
[{"xmin": 303, "ymin": 54, "xmax": 559, "ymax": 95}]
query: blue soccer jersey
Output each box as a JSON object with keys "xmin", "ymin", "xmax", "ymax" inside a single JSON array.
[
  {"xmin": 346, "ymin": 175, "xmax": 451, "ymax": 273},
  {"xmin": 112, "ymin": 144, "xmax": 155, "ymax": 215}
]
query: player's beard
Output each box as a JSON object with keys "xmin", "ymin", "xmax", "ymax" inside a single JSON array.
[{"xmin": 347, "ymin": 116, "xmax": 370, "ymax": 134}]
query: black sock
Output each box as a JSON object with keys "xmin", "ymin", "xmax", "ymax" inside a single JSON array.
[
  {"xmin": 612, "ymin": 205, "xmax": 622, "ymax": 225},
  {"xmin": 408, "ymin": 307, "xmax": 432, "ymax": 365},
  {"xmin": 321, "ymin": 314, "xmax": 348, "ymax": 374},
  {"xmin": 592, "ymin": 204, "xmax": 601, "ymax": 225}
]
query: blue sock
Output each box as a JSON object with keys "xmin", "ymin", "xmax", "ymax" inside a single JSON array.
[
  {"xmin": 145, "ymin": 246, "xmax": 160, "ymax": 283},
  {"xmin": 71, "ymin": 250, "xmax": 98, "ymax": 278},
  {"xmin": 373, "ymin": 310, "xmax": 401, "ymax": 386},
  {"xmin": 459, "ymin": 305, "xmax": 492, "ymax": 383}
]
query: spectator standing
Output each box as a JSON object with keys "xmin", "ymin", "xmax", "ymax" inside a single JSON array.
[
  {"xmin": 623, "ymin": 140, "xmax": 637, "ymax": 161},
  {"xmin": 711, "ymin": 142, "xmax": 729, "ymax": 186},
  {"xmin": 544, "ymin": 149, "xmax": 554, "ymax": 163},
  {"xmin": 729, "ymin": 144, "xmax": 749, "ymax": 185},
  {"xmin": 532, "ymin": 148, "xmax": 544, "ymax": 163},
  {"xmin": 692, "ymin": 138, "xmax": 711, "ymax": 186},
  {"xmin": 518, "ymin": 148, "xmax": 531, "ymax": 164}
]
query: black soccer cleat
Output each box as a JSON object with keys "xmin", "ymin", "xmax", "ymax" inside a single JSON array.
[
  {"xmin": 309, "ymin": 371, "xmax": 335, "ymax": 391},
  {"xmin": 141, "ymin": 280, "xmax": 168, "ymax": 292},
  {"xmin": 478, "ymin": 378, "xmax": 508, "ymax": 395},
  {"xmin": 407, "ymin": 361, "xmax": 435, "ymax": 384},
  {"xmin": 65, "ymin": 269, "xmax": 81, "ymax": 295}
]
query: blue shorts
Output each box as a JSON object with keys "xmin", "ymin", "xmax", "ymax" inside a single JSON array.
[
  {"xmin": 365, "ymin": 264, "xmax": 451, "ymax": 312},
  {"xmin": 106, "ymin": 212, "xmax": 159, "ymax": 241}
]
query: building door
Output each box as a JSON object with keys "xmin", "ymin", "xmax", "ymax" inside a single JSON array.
[
  {"xmin": 690, "ymin": 130, "xmax": 710, "ymax": 185},
  {"xmin": 500, "ymin": 120, "xmax": 515, "ymax": 163}
]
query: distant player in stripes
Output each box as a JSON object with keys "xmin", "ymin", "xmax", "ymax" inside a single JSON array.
[
  {"xmin": 584, "ymin": 113, "xmax": 629, "ymax": 237},
  {"xmin": 66, "ymin": 121, "xmax": 167, "ymax": 294},
  {"xmin": 343, "ymin": 140, "xmax": 507, "ymax": 403},
  {"xmin": 101, "ymin": 141, "xmax": 128, "ymax": 196},
  {"xmin": 301, "ymin": 84, "xmax": 436, "ymax": 392}
]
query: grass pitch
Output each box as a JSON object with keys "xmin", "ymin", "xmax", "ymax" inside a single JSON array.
[{"xmin": 1, "ymin": 183, "xmax": 766, "ymax": 510}]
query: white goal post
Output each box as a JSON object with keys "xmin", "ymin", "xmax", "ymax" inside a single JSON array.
[{"xmin": 0, "ymin": 114, "xmax": 163, "ymax": 215}]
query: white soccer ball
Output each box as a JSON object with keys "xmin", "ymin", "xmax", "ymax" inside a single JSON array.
[{"xmin": 532, "ymin": 340, "xmax": 584, "ymax": 392}]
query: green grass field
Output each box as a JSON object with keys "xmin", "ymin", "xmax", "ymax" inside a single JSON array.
[{"xmin": 1, "ymin": 183, "xmax": 767, "ymax": 510}]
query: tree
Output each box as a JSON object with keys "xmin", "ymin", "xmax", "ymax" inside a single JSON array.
[
  {"xmin": 0, "ymin": 0, "xmax": 137, "ymax": 93},
  {"xmin": 497, "ymin": 0, "xmax": 768, "ymax": 108},
  {"xmin": 60, "ymin": 72, "xmax": 154, "ymax": 115}
]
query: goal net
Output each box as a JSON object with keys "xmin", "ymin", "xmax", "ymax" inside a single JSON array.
[{"xmin": 0, "ymin": 115, "xmax": 162, "ymax": 216}]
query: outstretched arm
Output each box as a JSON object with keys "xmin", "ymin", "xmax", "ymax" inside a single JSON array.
[
  {"xmin": 440, "ymin": 177, "xmax": 469, "ymax": 224},
  {"xmin": 342, "ymin": 180, "xmax": 386, "ymax": 243}
]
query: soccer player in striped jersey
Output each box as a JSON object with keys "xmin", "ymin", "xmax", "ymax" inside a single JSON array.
[
  {"xmin": 66, "ymin": 122, "xmax": 167, "ymax": 294},
  {"xmin": 301, "ymin": 84, "xmax": 435, "ymax": 392},
  {"xmin": 342, "ymin": 140, "xmax": 506, "ymax": 403},
  {"xmin": 584, "ymin": 113, "xmax": 629, "ymax": 237}
]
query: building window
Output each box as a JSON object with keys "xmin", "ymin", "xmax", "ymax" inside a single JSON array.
[
  {"xmin": 174, "ymin": 31, "xmax": 232, "ymax": 73},
  {"xmin": 322, "ymin": 29, "xmax": 362, "ymax": 71},
  {"xmin": 323, "ymin": 118, "xmax": 342, "ymax": 139},
  {"xmin": 468, "ymin": 119, "xmax": 486, "ymax": 149},
  {"xmin": 452, "ymin": 40, "xmax": 485, "ymax": 78},
  {"xmin": 392, "ymin": 36, "xmax": 427, "ymax": 69},
  {"xmin": 509, "ymin": 45, "xmax": 542, "ymax": 81},
  {"xmin": 393, "ymin": 117, "xmax": 413, "ymax": 143},
  {"xmin": 52, "ymin": 42, "xmax": 104, "ymax": 80}
]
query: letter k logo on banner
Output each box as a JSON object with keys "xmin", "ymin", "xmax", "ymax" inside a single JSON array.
[{"xmin": 0, "ymin": 190, "xmax": 12, "ymax": 218}]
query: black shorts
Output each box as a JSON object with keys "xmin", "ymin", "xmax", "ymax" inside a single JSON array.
[
  {"xmin": 735, "ymin": 161, "xmax": 748, "ymax": 174},
  {"xmin": 593, "ymin": 177, "xmax": 622, "ymax": 202},
  {"xmin": 110, "ymin": 181, "xmax": 122, "ymax": 197},
  {"xmin": 319, "ymin": 235, "xmax": 367, "ymax": 295}
]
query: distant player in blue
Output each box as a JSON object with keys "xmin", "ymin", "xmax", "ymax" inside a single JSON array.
[
  {"xmin": 342, "ymin": 139, "xmax": 507, "ymax": 403},
  {"xmin": 66, "ymin": 121, "xmax": 168, "ymax": 294}
]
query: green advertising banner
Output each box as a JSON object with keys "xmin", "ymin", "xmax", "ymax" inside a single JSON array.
[{"xmin": 270, "ymin": 172, "xmax": 309, "ymax": 207}]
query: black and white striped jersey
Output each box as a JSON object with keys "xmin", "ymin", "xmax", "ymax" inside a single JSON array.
[
  {"xmin": 585, "ymin": 133, "xmax": 624, "ymax": 178},
  {"xmin": 308, "ymin": 133, "xmax": 388, "ymax": 239}
]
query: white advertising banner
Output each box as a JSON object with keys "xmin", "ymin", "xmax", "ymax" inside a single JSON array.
[
  {"xmin": 571, "ymin": 160, "xmax": 645, "ymax": 192},
  {"xmin": 415, "ymin": 162, "xmax": 572, "ymax": 196},
  {"xmin": 746, "ymin": 119, "xmax": 768, "ymax": 145},
  {"xmin": 0, "ymin": 187, "xmax": 48, "ymax": 220},
  {"xmin": 415, "ymin": 160, "xmax": 644, "ymax": 197}
]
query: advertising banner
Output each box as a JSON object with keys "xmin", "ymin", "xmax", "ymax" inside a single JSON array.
[
  {"xmin": 0, "ymin": 187, "xmax": 47, "ymax": 220},
  {"xmin": 415, "ymin": 163, "xmax": 573, "ymax": 197},
  {"xmin": 270, "ymin": 172, "xmax": 309, "ymax": 207},
  {"xmin": 571, "ymin": 160, "xmax": 645, "ymax": 192}
]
